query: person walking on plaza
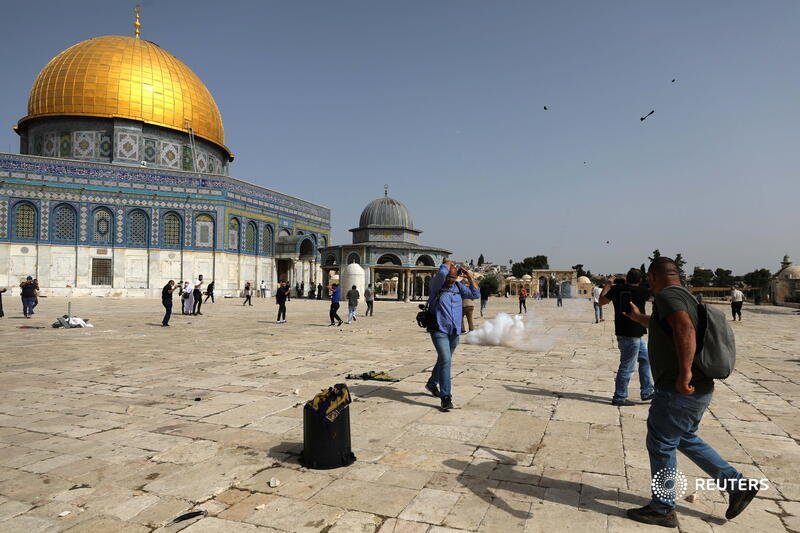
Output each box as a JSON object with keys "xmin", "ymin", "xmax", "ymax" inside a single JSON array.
[
  {"xmin": 461, "ymin": 288, "xmax": 476, "ymax": 332},
  {"xmin": 182, "ymin": 281, "xmax": 193, "ymax": 315},
  {"xmin": 623, "ymin": 257, "xmax": 758, "ymax": 528},
  {"xmin": 31, "ymin": 278, "xmax": 40, "ymax": 314},
  {"xmin": 161, "ymin": 280, "xmax": 176, "ymax": 326},
  {"xmin": 19, "ymin": 277, "xmax": 37, "ymax": 318},
  {"xmin": 730, "ymin": 287, "xmax": 744, "ymax": 321},
  {"xmin": 260, "ymin": 280, "xmax": 266, "ymax": 298},
  {"xmin": 204, "ymin": 280, "xmax": 215, "ymax": 304},
  {"xmin": 556, "ymin": 287, "xmax": 563, "ymax": 307},
  {"xmin": 599, "ymin": 268, "xmax": 654, "ymax": 406},
  {"xmin": 0, "ymin": 286, "xmax": 6, "ymax": 318},
  {"xmin": 275, "ymin": 281, "xmax": 289, "ymax": 323},
  {"xmin": 294, "ymin": 282, "xmax": 301, "ymax": 299},
  {"xmin": 192, "ymin": 275, "xmax": 204, "ymax": 315},
  {"xmin": 328, "ymin": 283, "xmax": 343, "ymax": 326},
  {"xmin": 425, "ymin": 261, "xmax": 480, "ymax": 411},
  {"xmin": 317, "ymin": 283, "xmax": 323, "ymax": 300},
  {"xmin": 518, "ymin": 287, "xmax": 527, "ymax": 314},
  {"xmin": 243, "ymin": 282, "xmax": 253, "ymax": 306},
  {"xmin": 592, "ymin": 283, "xmax": 604, "ymax": 323},
  {"xmin": 365, "ymin": 283, "xmax": 374, "ymax": 316},
  {"xmin": 479, "ymin": 283, "xmax": 491, "ymax": 317},
  {"xmin": 300, "ymin": 282, "xmax": 305, "ymax": 299},
  {"xmin": 346, "ymin": 285, "xmax": 360, "ymax": 324}
]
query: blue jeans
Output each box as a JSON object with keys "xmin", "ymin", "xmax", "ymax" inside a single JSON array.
[
  {"xmin": 22, "ymin": 297, "xmax": 36, "ymax": 317},
  {"xmin": 647, "ymin": 389, "xmax": 741, "ymax": 513},
  {"xmin": 428, "ymin": 330, "xmax": 459, "ymax": 398},
  {"xmin": 594, "ymin": 303, "xmax": 603, "ymax": 321},
  {"xmin": 614, "ymin": 336, "xmax": 654, "ymax": 402}
]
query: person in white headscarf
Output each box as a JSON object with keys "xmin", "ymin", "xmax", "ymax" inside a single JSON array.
[{"xmin": 182, "ymin": 281, "xmax": 194, "ymax": 315}]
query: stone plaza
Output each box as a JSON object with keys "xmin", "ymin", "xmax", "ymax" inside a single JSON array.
[{"xmin": 0, "ymin": 295, "xmax": 798, "ymax": 532}]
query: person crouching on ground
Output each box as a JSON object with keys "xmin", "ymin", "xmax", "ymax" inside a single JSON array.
[
  {"xmin": 623, "ymin": 257, "xmax": 758, "ymax": 528},
  {"xmin": 425, "ymin": 261, "xmax": 480, "ymax": 411}
]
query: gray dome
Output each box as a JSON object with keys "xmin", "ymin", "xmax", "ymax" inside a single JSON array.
[{"xmin": 358, "ymin": 196, "xmax": 414, "ymax": 230}]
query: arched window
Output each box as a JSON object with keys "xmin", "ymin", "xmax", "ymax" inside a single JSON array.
[
  {"xmin": 127, "ymin": 209, "xmax": 149, "ymax": 246},
  {"xmin": 52, "ymin": 204, "xmax": 77, "ymax": 242},
  {"xmin": 228, "ymin": 218, "xmax": 240, "ymax": 250},
  {"xmin": 278, "ymin": 228, "xmax": 291, "ymax": 239},
  {"xmin": 346, "ymin": 252, "xmax": 361, "ymax": 264},
  {"xmin": 195, "ymin": 213, "xmax": 214, "ymax": 248},
  {"xmin": 262, "ymin": 225, "xmax": 274, "ymax": 255},
  {"xmin": 13, "ymin": 202, "xmax": 37, "ymax": 240},
  {"xmin": 244, "ymin": 221, "xmax": 257, "ymax": 253},
  {"xmin": 93, "ymin": 208, "xmax": 113, "ymax": 243},
  {"xmin": 320, "ymin": 235, "xmax": 328, "ymax": 248},
  {"xmin": 163, "ymin": 212, "xmax": 182, "ymax": 246}
]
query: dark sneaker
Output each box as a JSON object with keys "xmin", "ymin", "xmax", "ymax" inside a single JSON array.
[
  {"xmin": 626, "ymin": 506, "xmax": 678, "ymax": 528},
  {"xmin": 440, "ymin": 396, "xmax": 454, "ymax": 411},
  {"xmin": 642, "ymin": 394, "xmax": 654, "ymax": 402},
  {"xmin": 726, "ymin": 485, "xmax": 759, "ymax": 520},
  {"xmin": 612, "ymin": 399, "xmax": 637, "ymax": 406},
  {"xmin": 425, "ymin": 383, "xmax": 440, "ymax": 398}
]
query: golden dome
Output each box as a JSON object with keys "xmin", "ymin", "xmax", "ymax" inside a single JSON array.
[{"xmin": 20, "ymin": 35, "xmax": 229, "ymax": 157}]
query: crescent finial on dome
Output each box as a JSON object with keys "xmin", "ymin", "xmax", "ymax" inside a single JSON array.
[{"xmin": 134, "ymin": 5, "xmax": 141, "ymax": 39}]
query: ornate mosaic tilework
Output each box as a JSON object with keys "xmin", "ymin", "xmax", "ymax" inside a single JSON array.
[
  {"xmin": 99, "ymin": 133, "xmax": 112, "ymax": 158},
  {"xmin": 14, "ymin": 202, "xmax": 36, "ymax": 239},
  {"xmin": 59, "ymin": 132, "xmax": 71, "ymax": 158},
  {"xmin": 73, "ymin": 131, "xmax": 95, "ymax": 158},
  {"xmin": 160, "ymin": 142, "xmax": 180, "ymax": 169},
  {"xmin": 143, "ymin": 138, "xmax": 157, "ymax": 163},
  {"xmin": 116, "ymin": 207, "xmax": 124, "ymax": 244},
  {"xmin": 0, "ymin": 154, "xmax": 331, "ymax": 227},
  {"xmin": 195, "ymin": 150, "xmax": 207, "ymax": 172},
  {"xmin": 115, "ymin": 132, "xmax": 140, "ymax": 161},
  {"xmin": 80, "ymin": 204, "xmax": 88, "ymax": 242},
  {"xmin": 43, "ymin": 133, "xmax": 57, "ymax": 157},
  {"xmin": 40, "ymin": 200, "xmax": 50, "ymax": 240},
  {"xmin": 0, "ymin": 199, "xmax": 8, "ymax": 238},
  {"xmin": 163, "ymin": 212, "xmax": 182, "ymax": 246},
  {"xmin": 33, "ymin": 135, "xmax": 43, "ymax": 155},
  {"xmin": 181, "ymin": 146, "xmax": 194, "ymax": 171},
  {"xmin": 151, "ymin": 208, "xmax": 159, "ymax": 245}
]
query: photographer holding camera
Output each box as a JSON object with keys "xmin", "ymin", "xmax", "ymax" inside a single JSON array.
[{"xmin": 424, "ymin": 261, "xmax": 480, "ymax": 411}]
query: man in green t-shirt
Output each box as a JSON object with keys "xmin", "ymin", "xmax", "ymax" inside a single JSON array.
[{"xmin": 622, "ymin": 257, "xmax": 758, "ymax": 528}]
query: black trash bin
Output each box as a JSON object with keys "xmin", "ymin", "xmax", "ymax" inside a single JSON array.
[{"xmin": 301, "ymin": 388, "xmax": 356, "ymax": 470}]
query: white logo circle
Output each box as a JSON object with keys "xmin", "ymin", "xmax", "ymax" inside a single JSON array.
[{"xmin": 651, "ymin": 467, "xmax": 688, "ymax": 502}]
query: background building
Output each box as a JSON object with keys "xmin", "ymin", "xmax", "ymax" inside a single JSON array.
[
  {"xmin": 771, "ymin": 255, "xmax": 800, "ymax": 306},
  {"xmin": 1, "ymin": 27, "xmax": 329, "ymax": 296},
  {"xmin": 320, "ymin": 190, "xmax": 450, "ymax": 301}
]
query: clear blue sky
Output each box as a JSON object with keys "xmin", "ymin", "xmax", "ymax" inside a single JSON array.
[{"xmin": 1, "ymin": 1, "xmax": 797, "ymax": 275}]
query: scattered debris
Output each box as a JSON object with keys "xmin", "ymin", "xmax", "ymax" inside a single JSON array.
[
  {"xmin": 52, "ymin": 316, "xmax": 93, "ymax": 328},
  {"xmin": 543, "ymin": 106, "xmax": 548, "ymax": 110},
  {"xmin": 255, "ymin": 504, "xmax": 266, "ymax": 510},
  {"xmin": 170, "ymin": 510, "xmax": 207, "ymax": 524},
  {"xmin": 293, "ymin": 389, "xmax": 300, "ymax": 395},
  {"xmin": 268, "ymin": 477, "xmax": 281, "ymax": 488},
  {"xmin": 672, "ymin": 79, "xmax": 676, "ymax": 83},
  {"xmin": 640, "ymin": 109, "xmax": 655, "ymax": 122},
  {"xmin": 194, "ymin": 397, "xmax": 201, "ymax": 402},
  {"xmin": 58, "ymin": 511, "xmax": 71, "ymax": 518},
  {"xmin": 345, "ymin": 370, "xmax": 399, "ymax": 382}
]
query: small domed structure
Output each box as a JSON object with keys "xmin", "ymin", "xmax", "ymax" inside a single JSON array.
[
  {"xmin": 779, "ymin": 266, "xmax": 800, "ymax": 280},
  {"xmin": 359, "ymin": 196, "xmax": 413, "ymax": 230},
  {"xmin": 521, "ymin": 274, "xmax": 532, "ymax": 281},
  {"xmin": 770, "ymin": 254, "xmax": 800, "ymax": 305},
  {"xmin": 577, "ymin": 276, "xmax": 591, "ymax": 284}
]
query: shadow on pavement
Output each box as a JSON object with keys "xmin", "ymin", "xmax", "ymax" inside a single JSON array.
[
  {"xmin": 347, "ymin": 383, "xmax": 438, "ymax": 409},
  {"xmin": 504, "ymin": 384, "xmax": 610, "ymax": 405},
  {"xmin": 443, "ymin": 456, "xmax": 727, "ymax": 525}
]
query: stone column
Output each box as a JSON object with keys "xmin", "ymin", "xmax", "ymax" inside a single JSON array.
[{"xmin": 404, "ymin": 270, "xmax": 411, "ymax": 303}]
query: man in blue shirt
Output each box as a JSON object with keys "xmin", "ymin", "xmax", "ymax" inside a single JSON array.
[
  {"xmin": 328, "ymin": 283, "xmax": 343, "ymax": 327},
  {"xmin": 425, "ymin": 261, "xmax": 480, "ymax": 411}
]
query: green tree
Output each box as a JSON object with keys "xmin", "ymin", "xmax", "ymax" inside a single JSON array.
[
  {"xmin": 743, "ymin": 268, "xmax": 771, "ymax": 303},
  {"xmin": 512, "ymin": 255, "xmax": 550, "ymax": 278},
  {"xmin": 713, "ymin": 268, "xmax": 734, "ymax": 287},
  {"xmin": 479, "ymin": 275, "xmax": 500, "ymax": 293},
  {"xmin": 690, "ymin": 267, "xmax": 713, "ymax": 287},
  {"xmin": 648, "ymin": 249, "xmax": 661, "ymax": 262},
  {"xmin": 571, "ymin": 264, "xmax": 587, "ymax": 278},
  {"xmin": 674, "ymin": 253, "xmax": 687, "ymax": 281},
  {"xmin": 477, "ymin": 254, "xmax": 485, "ymax": 266}
]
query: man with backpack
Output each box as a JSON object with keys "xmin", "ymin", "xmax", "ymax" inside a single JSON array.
[{"xmin": 623, "ymin": 257, "xmax": 757, "ymax": 528}]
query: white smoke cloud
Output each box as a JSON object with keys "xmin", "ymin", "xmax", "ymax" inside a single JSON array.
[{"xmin": 465, "ymin": 312, "xmax": 557, "ymax": 351}]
